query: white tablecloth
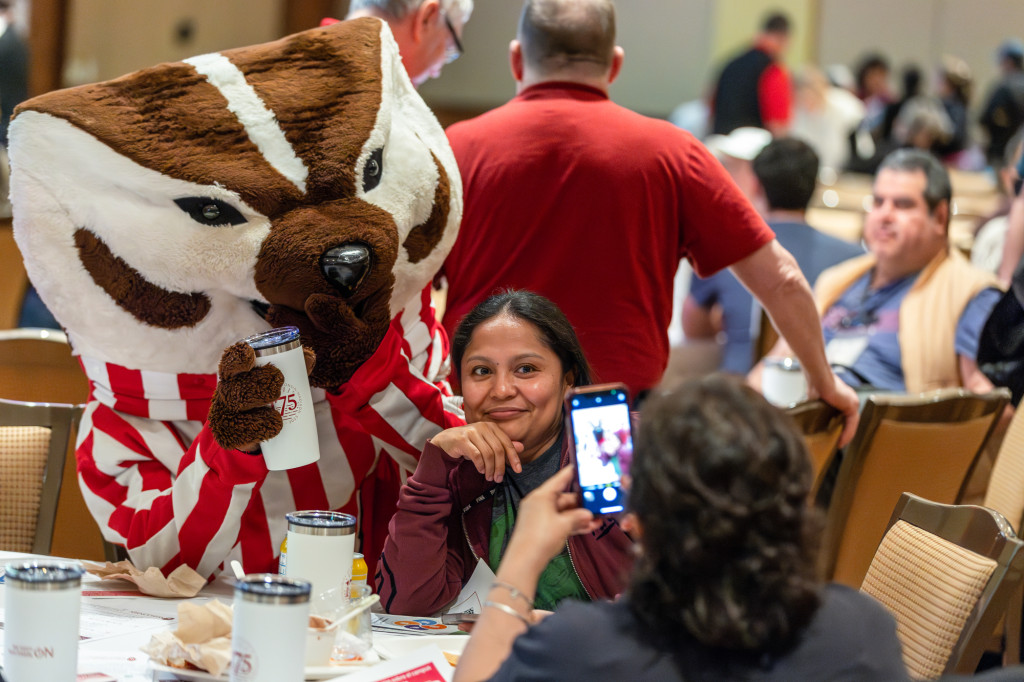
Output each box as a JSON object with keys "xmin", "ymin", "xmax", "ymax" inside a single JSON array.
[{"xmin": 0, "ymin": 551, "xmax": 464, "ymax": 681}]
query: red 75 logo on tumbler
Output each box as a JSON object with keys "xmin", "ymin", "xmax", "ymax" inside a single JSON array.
[{"xmin": 275, "ymin": 383, "xmax": 304, "ymax": 424}]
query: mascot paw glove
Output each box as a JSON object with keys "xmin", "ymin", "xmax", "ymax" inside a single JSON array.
[{"xmin": 207, "ymin": 342, "xmax": 316, "ymax": 452}]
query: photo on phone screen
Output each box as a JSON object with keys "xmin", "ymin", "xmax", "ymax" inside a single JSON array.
[{"xmin": 568, "ymin": 385, "xmax": 632, "ymax": 515}]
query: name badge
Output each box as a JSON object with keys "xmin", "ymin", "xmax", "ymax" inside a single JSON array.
[{"xmin": 826, "ymin": 334, "xmax": 870, "ymax": 368}]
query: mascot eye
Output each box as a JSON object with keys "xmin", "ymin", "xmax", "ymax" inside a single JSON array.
[
  {"xmin": 362, "ymin": 148, "xmax": 384, "ymax": 193},
  {"xmin": 173, "ymin": 197, "xmax": 247, "ymax": 226}
]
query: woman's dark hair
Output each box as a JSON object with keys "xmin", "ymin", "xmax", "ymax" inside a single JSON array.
[
  {"xmin": 628, "ymin": 375, "xmax": 821, "ymax": 654},
  {"xmin": 451, "ymin": 290, "xmax": 593, "ymax": 387},
  {"xmin": 901, "ymin": 64, "xmax": 922, "ymax": 100},
  {"xmin": 855, "ymin": 52, "xmax": 890, "ymax": 93}
]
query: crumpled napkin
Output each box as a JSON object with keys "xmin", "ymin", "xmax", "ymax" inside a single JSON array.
[
  {"xmin": 141, "ymin": 601, "xmax": 233, "ymax": 676},
  {"xmin": 82, "ymin": 560, "xmax": 206, "ymax": 598}
]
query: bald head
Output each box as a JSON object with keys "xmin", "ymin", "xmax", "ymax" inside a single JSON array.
[{"xmin": 518, "ymin": 0, "xmax": 616, "ymax": 77}]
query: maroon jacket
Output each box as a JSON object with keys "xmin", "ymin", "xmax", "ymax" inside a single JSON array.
[{"xmin": 375, "ymin": 437, "xmax": 635, "ymax": 615}]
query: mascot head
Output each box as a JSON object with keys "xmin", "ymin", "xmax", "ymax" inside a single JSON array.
[{"xmin": 9, "ymin": 17, "xmax": 460, "ymax": 388}]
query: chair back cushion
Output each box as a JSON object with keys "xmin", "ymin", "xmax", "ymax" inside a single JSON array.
[
  {"xmin": 862, "ymin": 519, "xmax": 997, "ymax": 680},
  {"xmin": 0, "ymin": 425, "xmax": 51, "ymax": 552},
  {"xmin": 833, "ymin": 415, "xmax": 996, "ymax": 586},
  {"xmin": 983, "ymin": 407, "xmax": 1024, "ymax": 531}
]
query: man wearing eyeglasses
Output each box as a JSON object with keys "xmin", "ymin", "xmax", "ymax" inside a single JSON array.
[{"xmin": 346, "ymin": 0, "xmax": 471, "ymax": 88}]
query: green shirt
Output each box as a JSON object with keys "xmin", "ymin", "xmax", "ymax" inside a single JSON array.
[{"xmin": 487, "ymin": 433, "xmax": 589, "ymax": 610}]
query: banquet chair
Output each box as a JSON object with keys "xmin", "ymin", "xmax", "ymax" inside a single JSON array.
[
  {"xmin": 821, "ymin": 387, "xmax": 1010, "ymax": 588},
  {"xmin": 804, "ymin": 207, "xmax": 865, "ymax": 244},
  {"xmin": 751, "ymin": 308, "xmax": 778, "ymax": 367},
  {"xmin": 984, "ymin": 406, "xmax": 1024, "ymax": 533},
  {"xmin": 0, "ymin": 328, "xmax": 107, "ymax": 559},
  {"xmin": 784, "ymin": 399, "xmax": 843, "ymax": 502},
  {"xmin": 861, "ymin": 493, "xmax": 1024, "ymax": 679},
  {"xmin": 0, "ymin": 398, "xmax": 82, "ymax": 554},
  {"xmin": 0, "ymin": 218, "xmax": 29, "ymax": 329},
  {"xmin": 0, "ymin": 328, "xmax": 89, "ymax": 405},
  {"xmin": 981, "ymin": 406, "xmax": 1024, "ymax": 664}
]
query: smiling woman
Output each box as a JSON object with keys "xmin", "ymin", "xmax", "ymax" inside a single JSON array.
[{"xmin": 375, "ymin": 290, "xmax": 634, "ymax": 616}]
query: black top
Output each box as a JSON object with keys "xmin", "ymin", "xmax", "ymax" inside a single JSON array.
[
  {"xmin": 980, "ymin": 71, "xmax": 1024, "ymax": 163},
  {"xmin": 0, "ymin": 22, "xmax": 29, "ymax": 147},
  {"xmin": 712, "ymin": 47, "xmax": 773, "ymax": 135},
  {"xmin": 489, "ymin": 584, "xmax": 910, "ymax": 682}
]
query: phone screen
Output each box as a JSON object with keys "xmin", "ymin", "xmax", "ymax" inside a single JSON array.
[{"xmin": 568, "ymin": 386, "xmax": 632, "ymax": 515}]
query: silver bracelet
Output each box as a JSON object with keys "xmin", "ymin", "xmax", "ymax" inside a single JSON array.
[
  {"xmin": 490, "ymin": 581, "xmax": 533, "ymax": 608},
  {"xmin": 483, "ymin": 599, "xmax": 532, "ymax": 626}
]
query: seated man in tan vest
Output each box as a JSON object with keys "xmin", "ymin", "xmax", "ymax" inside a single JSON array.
[{"xmin": 756, "ymin": 148, "xmax": 1002, "ymax": 394}]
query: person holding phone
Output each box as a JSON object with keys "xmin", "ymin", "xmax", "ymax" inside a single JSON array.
[
  {"xmin": 454, "ymin": 376, "xmax": 911, "ymax": 682},
  {"xmin": 375, "ymin": 290, "xmax": 634, "ymax": 615}
]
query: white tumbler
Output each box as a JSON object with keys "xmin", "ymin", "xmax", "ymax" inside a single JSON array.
[
  {"xmin": 229, "ymin": 574, "xmax": 310, "ymax": 682},
  {"xmin": 3, "ymin": 561, "xmax": 84, "ymax": 682},
  {"xmin": 282, "ymin": 510, "xmax": 357, "ymax": 604},
  {"xmin": 762, "ymin": 356, "xmax": 808, "ymax": 406},
  {"xmin": 243, "ymin": 326, "xmax": 320, "ymax": 470}
]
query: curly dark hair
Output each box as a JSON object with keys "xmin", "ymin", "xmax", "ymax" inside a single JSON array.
[{"xmin": 628, "ymin": 375, "xmax": 821, "ymax": 654}]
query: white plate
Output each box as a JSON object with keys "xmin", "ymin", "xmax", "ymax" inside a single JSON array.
[
  {"xmin": 374, "ymin": 634, "xmax": 469, "ymax": 661},
  {"xmin": 149, "ymin": 654, "xmax": 378, "ymax": 681}
]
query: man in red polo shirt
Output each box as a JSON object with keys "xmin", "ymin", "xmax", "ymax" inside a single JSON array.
[{"xmin": 441, "ymin": 0, "xmax": 858, "ymax": 442}]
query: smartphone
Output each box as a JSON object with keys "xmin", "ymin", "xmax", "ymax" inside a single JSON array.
[
  {"xmin": 566, "ymin": 383, "xmax": 632, "ymax": 516},
  {"xmin": 441, "ymin": 613, "xmax": 479, "ymax": 625}
]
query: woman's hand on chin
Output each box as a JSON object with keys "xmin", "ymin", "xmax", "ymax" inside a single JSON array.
[{"xmin": 430, "ymin": 423, "xmax": 524, "ymax": 483}]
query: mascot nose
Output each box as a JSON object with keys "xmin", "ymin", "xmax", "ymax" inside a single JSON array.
[{"xmin": 321, "ymin": 243, "xmax": 371, "ymax": 296}]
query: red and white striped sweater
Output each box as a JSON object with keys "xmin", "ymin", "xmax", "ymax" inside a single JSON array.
[{"xmin": 76, "ymin": 289, "xmax": 464, "ymax": 580}]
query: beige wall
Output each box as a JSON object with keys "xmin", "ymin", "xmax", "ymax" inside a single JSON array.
[
  {"xmin": 818, "ymin": 0, "xmax": 1024, "ymax": 105},
  {"xmin": 427, "ymin": 0, "xmax": 1024, "ymax": 120},
  {"xmin": 420, "ymin": 0, "xmax": 717, "ymax": 116},
  {"xmin": 710, "ymin": 0, "xmax": 815, "ymax": 69},
  {"xmin": 56, "ymin": 0, "xmax": 1024, "ymax": 122},
  {"xmin": 64, "ymin": 0, "xmax": 285, "ymax": 85}
]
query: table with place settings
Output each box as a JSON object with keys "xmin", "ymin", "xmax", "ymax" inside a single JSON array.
[{"xmin": 0, "ymin": 551, "xmax": 471, "ymax": 681}]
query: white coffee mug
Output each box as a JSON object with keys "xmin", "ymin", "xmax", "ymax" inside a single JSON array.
[
  {"xmin": 282, "ymin": 510, "xmax": 356, "ymax": 604},
  {"xmin": 242, "ymin": 326, "xmax": 320, "ymax": 470},
  {"xmin": 762, "ymin": 356, "xmax": 808, "ymax": 406},
  {"xmin": 4, "ymin": 561, "xmax": 84, "ymax": 682},
  {"xmin": 230, "ymin": 574, "xmax": 310, "ymax": 682}
]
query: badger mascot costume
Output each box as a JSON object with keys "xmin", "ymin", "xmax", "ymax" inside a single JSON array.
[{"xmin": 8, "ymin": 18, "xmax": 464, "ymax": 581}]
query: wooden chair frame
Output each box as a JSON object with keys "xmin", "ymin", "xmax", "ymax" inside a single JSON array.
[
  {"xmin": 0, "ymin": 219, "xmax": 30, "ymax": 330},
  {"xmin": 0, "ymin": 398, "xmax": 82, "ymax": 554},
  {"xmin": 821, "ymin": 387, "xmax": 1011, "ymax": 587},
  {"xmin": 785, "ymin": 399, "xmax": 844, "ymax": 501},
  {"xmin": 869, "ymin": 493, "xmax": 1024, "ymax": 676}
]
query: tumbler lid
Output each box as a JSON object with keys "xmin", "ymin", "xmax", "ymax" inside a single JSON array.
[
  {"xmin": 243, "ymin": 326, "xmax": 302, "ymax": 356},
  {"xmin": 763, "ymin": 356, "xmax": 802, "ymax": 372},
  {"xmin": 5, "ymin": 561, "xmax": 84, "ymax": 591},
  {"xmin": 286, "ymin": 510, "xmax": 357, "ymax": 536},
  {"xmin": 235, "ymin": 573, "xmax": 311, "ymax": 604}
]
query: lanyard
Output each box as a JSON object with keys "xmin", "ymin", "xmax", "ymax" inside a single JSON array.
[{"xmin": 838, "ymin": 271, "xmax": 913, "ymax": 330}]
